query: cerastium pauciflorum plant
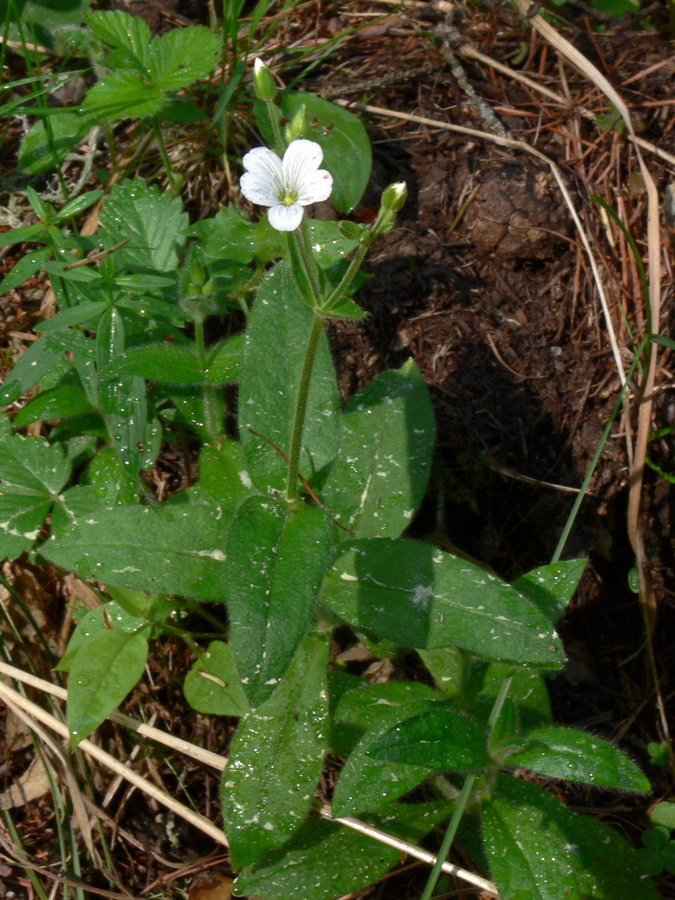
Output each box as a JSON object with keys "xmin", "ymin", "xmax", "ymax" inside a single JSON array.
[{"xmin": 0, "ymin": 24, "xmax": 660, "ymax": 900}]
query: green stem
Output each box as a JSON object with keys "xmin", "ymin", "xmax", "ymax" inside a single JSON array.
[
  {"xmin": 286, "ymin": 310, "xmax": 324, "ymax": 501},
  {"xmin": 151, "ymin": 117, "xmax": 179, "ymax": 194},
  {"xmin": 419, "ymin": 676, "xmax": 512, "ymax": 900},
  {"xmin": 194, "ymin": 316, "xmax": 222, "ymax": 443},
  {"xmin": 266, "ymin": 98, "xmax": 286, "ymax": 154},
  {"xmin": 419, "ymin": 774, "xmax": 477, "ymax": 900},
  {"xmin": 322, "ymin": 239, "xmax": 371, "ymax": 311},
  {"xmin": 297, "ymin": 220, "xmax": 323, "ymax": 300}
]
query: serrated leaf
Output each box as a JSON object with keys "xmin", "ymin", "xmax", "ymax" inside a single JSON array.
[
  {"xmin": 18, "ymin": 112, "xmax": 90, "ymax": 175},
  {"xmin": 236, "ymin": 801, "xmax": 454, "ymax": 900},
  {"xmin": 184, "ymin": 641, "xmax": 250, "ymax": 716},
  {"xmin": 100, "ymin": 344, "xmax": 203, "ymax": 383},
  {"xmin": 99, "ymin": 177, "xmax": 189, "ymax": 271},
  {"xmin": 193, "ymin": 204, "xmax": 257, "ymax": 264},
  {"xmin": 83, "ymin": 71, "xmax": 164, "ymax": 120},
  {"xmin": 67, "ymin": 627, "xmax": 148, "ymax": 747},
  {"xmin": 483, "ymin": 774, "xmax": 659, "ymax": 900},
  {"xmin": 322, "ymin": 539, "xmax": 564, "ymax": 667},
  {"xmin": 43, "ymin": 489, "xmax": 233, "ymax": 601},
  {"xmin": 512, "ymin": 558, "xmax": 587, "ymax": 626},
  {"xmin": 332, "ymin": 681, "xmax": 447, "ymax": 817},
  {"xmin": 225, "ymin": 497, "xmax": 332, "ymax": 707},
  {"xmin": 86, "ymin": 10, "xmax": 152, "ymax": 71},
  {"xmin": 368, "ymin": 706, "xmax": 490, "ymax": 772},
  {"xmin": 0, "ymin": 434, "xmax": 72, "ymax": 560},
  {"xmin": 239, "ymin": 262, "xmax": 340, "ymax": 492},
  {"xmin": 221, "ymin": 630, "xmax": 329, "ymax": 868},
  {"xmin": 149, "ymin": 25, "xmax": 220, "ymax": 91},
  {"xmin": 322, "ymin": 360, "xmax": 435, "ymax": 538},
  {"xmin": 507, "ymin": 726, "xmax": 650, "ymax": 791}
]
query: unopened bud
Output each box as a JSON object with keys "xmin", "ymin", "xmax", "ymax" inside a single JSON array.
[
  {"xmin": 253, "ymin": 58, "xmax": 277, "ymax": 102},
  {"xmin": 381, "ymin": 181, "xmax": 408, "ymax": 213},
  {"xmin": 284, "ymin": 104, "xmax": 307, "ymax": 142}
]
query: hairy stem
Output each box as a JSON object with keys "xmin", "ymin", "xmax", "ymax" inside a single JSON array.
[{"xmin": 286, "ymin": 310, "xmax": 324, "ymax": 501}]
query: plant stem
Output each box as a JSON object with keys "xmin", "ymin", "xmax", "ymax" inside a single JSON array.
[
  {"xmin": 194, "ymin": 316, "xmax": 222, "ymax": 443},
  {"xmin": 286, "ymin": 310, "xmax": 324, "ymax": 501},
  {"xmin": 151, "ymin": 118, "xmax": 179, "ymax": 194},
  {"xmin": 419, "ymin": 676, "xmax": 512, "ymax": 900},
  {"xmin": 419, "ymin": 774, "xmax": 477, "ymax": 900}
]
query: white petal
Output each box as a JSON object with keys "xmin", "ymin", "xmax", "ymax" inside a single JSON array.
[
  {"xmin": 242, "ymin": 146, "xmax": 282, "ymax": 177},
  {"xmin": 282, "ymin": 139, "xmax": 323, "ymax": 189},
  {"xmin": 268, "ymin": 203, "xmax": 304, "ymax": 231},
  {"xmin": 240, "ymin": 170, "xmax": 277, "ymax": 207},
  {"xmin": 296, "ymin": 169, "xmax": 333, "ymax": 206}
]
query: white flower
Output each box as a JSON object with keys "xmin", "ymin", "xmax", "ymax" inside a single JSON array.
[{"xmin": 240, "ymin": 139, "xmax": 333, "ymax": 232}]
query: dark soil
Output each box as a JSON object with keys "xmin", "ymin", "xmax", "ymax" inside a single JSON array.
[{"xmin": 1, "ymin": 0, "xmax": 675, "ymax": 897}]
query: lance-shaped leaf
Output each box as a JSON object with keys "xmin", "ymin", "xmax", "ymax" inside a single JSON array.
[
  {"xmin": 506, "ymin": 726, "xmax": 650, "ymax": 791},
  {"xmin": 483, "ymin": 774, "xmax": 659, "ymax": 900},
  {"xmin": 321, "ymin": 360, "xmax": 435, "ymax": 539},
  {"xmin": 225, "ymin": 496, "xmax": 331, "ymax": 707},
  {"xmin": 332, "ymin": 681, "xmax": 448, "ymax": 817},
  {"xmin": 321, "ymin": 539, "xmax": 564, "ymax": 668},
  {"xmin": 238, "ymin": 262, "xmax": 340, "ymax": 493},
  {"xmin": 368, "ymin": 705, "xmax": 490, "ymax": 772},
  {"xmin": 513, "ymin": 558, "xmax": 587, "ymax": 626},
  {"xmin": 44, "ymin": 488, "xmax": 232, "ymax": 601},
  {"xmin": 0, "ymin": 433, "xmax": 72, "ymax": 561},
  {"xmin": 236, "ymin": 801, "xmax": 455, "ymax": 900},
  {"xmin": 67, "ymin": 627, "xmax": 149, "ymax": 748},
  {"xmin": 221, "ymin": 631, "xmax": 329, "ymax": 869}
]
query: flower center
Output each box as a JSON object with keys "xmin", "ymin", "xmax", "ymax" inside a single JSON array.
[{"xmin": 278, "ymin": 187, "xmax": 298, "ymax": 206}]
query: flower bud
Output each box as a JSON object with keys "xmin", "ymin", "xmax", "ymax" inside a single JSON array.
[
  {"xmin": 380, "ymin": 181, "xmax": 408, "ymax": 213},
  {"xmin": 253, "ymin": 58, "xmax": 277, "ymax": 102},
  {"xmin": 284, "ymin": 104, "xmax": 307, "ymax": 143}
]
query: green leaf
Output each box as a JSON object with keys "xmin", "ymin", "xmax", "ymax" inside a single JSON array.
[
  {"xmin": 507, "ymin": 726, "xmax": 650, "ymax": 791},
  {"xmin": 86, "ymin": 10, "xmax": 151, "ymax": 71},
  {"xmin": 14, "ymin": 382, "xmax": 95, "ymax": 425},
  {"xmin": 184, "ymin": 641, "xmax": 250, "ymax": 716},
  {"xmin": 86, "ymin": 447, "xmax": 139, "ymax": 505},
  {"xmin": 99, "ymin": 177, "xmax": 189, "ymax": 271},
  {"xmin": 651, "ymin": 802, "xmax": 675, "ymax": 831},
  {"xmin": 512, "ymin": 558, "xmax": 587, "ymax": 626},
  {"xmin": 221, "ymin": 631, "xmax": 329, "ymax": 868},
  {"xmin": 18, "ymin": 112, "xmax": 90, "ymax": 175},
  {"xmin": 239, "ymin": 262, "xmax": 340, "ymax": 492},
  {"xmin": 35, "ymin": 300, "xmax": 108, "ymax": 333},
  {"xmin": 43, "ymin": 489, "xmax": 233, "ymax": 601},
  {"xmin": 483, "ymin": 774, "xmax": 659, "ymax": 900},
  {"xmin": 642, "ymin": 826, "xmax": 669, "ymax": 851},
  {"xmin": 206, "ymin": 333, "xmax": 243, "ymax": 383},
  {"xmin": 473, "ymin": 661, "xmax": 552, "ymax": 735},
  {"xmin": 332, "ymin": 681, "xmax": 447, "ymax": 816},
  {"xmin": 83, "ymin": 71, "xmax": 164, "ymax": 120},
  {"xmin": 149, "ymin": 26, "xmax": 220, "ymax": 91},
  {"xmin": 266, "ymin": 93, "xmax": 372, "ymax": 213},
  {"xmin": 322, "ymin": 539, "xmax": 564, "ymax": 667},
  {"xmin": 0, "ymin": 246, "xmax": 52, "ymax": 294},
  {"xmin": 0, "ymin": 434, "xmax": 72, "ymax": 560},
  {"xmin": 100, "ymin": 344, "xmax": 203, "ymax": 383},
  {"xmin": 198, "ymin": 442, "xmax": 253, "ymax": 508},
  {"xmin": 236, "ymin": 801, "xmax": 454, "ymax": 900},
  {"xmin": 67, "ymin": 627, "xmax": 148, "ymax": 747},
  {"xmin": 192, "ymin": 204, "xmax": 257, "ymax": 265},
  {"xmin": 0, "ymin": 0, "xmax": 92, "ymax": 51},
  {"xmin": 225, "ymin": 497, "xmax": 332, "ymax": 707},
  {"xmin": 57, "ymin": 598, "xmax": 145, "ymax": 671},
  {"xmin": 368, "ymin": 706, "xmax": 490, "ymax": 772},
  {"xmin": 321, "ymin": 360, "xmax": 435, "ymax": 538},
  {"xmin": 0, "ymin": 335, "xmax": 63, "ymax": 405}
]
